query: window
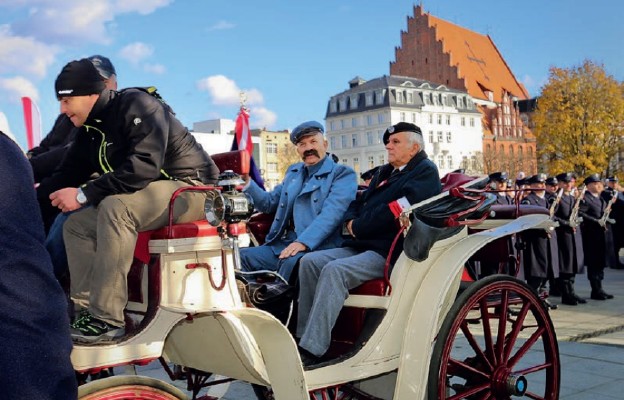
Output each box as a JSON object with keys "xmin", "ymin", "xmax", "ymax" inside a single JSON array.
[
  {"xmin": 411, "ymin": 113, "xmax": 417, "ymax": 123},
  {"xmin": 424, "ymin": 93, "xmax": 432, "ymax": 105},
  {"xmin": 365, "ymin": 92, "xmax": 373, "ymax": 106},
  {"xmin": 437, "ymin": 114, "xmax": 442, "ymax": 125},
  {"xmin": 438, "ymin": 155, "xmax": 445, "ymax": 169},
  {"xmin": 330, "ymin": 136, "xmax": 337, "ymax": 150},
  {"xmin": 460, "ymin": 117, "xmax": 466, "ymax": 127},
  {"xmin": 428, "ymin": 131, "xmax": 434, "ymax": 143},
  {"xmin": 351, "ymin": 117, "xmax": 358, "ymax": 128},
  {"xmin": 342, "ymin": 158, "xmax": 348, "ymax": 165},
  {"xmin": 407, "ymin": 92, "xmax": 413, "ymax": 103},
  {"xmin": 267, "ymin": 162, "xmax": 277, "ymax": 172},
  {"xmin": 378, "ymin": 155, "xmax": 385, "ymax": 165},
  {"xmin": 509, "ymin": 146, "xmax": 514, "ymax": 156},
  {"xmin": 367, "ymin": 115, "xmax": 373, "ymax": 126},
  {"xmin": 352, "ymin": 133, "xmax": 359, "ymax": 147},
  {"xmin": 446, "ymin": 132, "xmax": 452, "ymax": 143},
  {"xmin": 339, "ymin": 97, "xmax": 347, "ymax": 111},
  {"xmin": 368, "ymin": 156, "xmax": 375, "ymax": 169},
  {"xmin": 350, "ymin": 94, "xmax": 358, "ymax": 110},
  {"xmin": 518, "ymin": 146, "xmax": 523, "ymax": 157},
  {"xmin": 437, "ymin": 131, "xmax": 443, "ymax": 142},
  {"xmin": 340, "ymin": 119, "xmax": 345, "ymax": 129},
  {"xmin": 528, "ymin": 147, "xmax": 533, "ymax": 157},
  {"xmin": 366, "ymin": 131, "xmax": 374, "ymax": 145},
  {"xmin": 375, "ymin": 90, "xmax": 384, "ymax": 104},
  {"xmin": 378, "ymin": 113, "xmax": 385, "ymax": 124},
  {"xmin": 396, "ymin": 91, "xmax": 403, "ymax": 104},
  {"xmin": 400, "ymin": 112, "xmax": 406, "ymax": 122},
  {"xmin": 470, "ymin": 117, "xmax": 475, "ymax": 127},
  {"xmin": 377, "ymin": 131, "xmax": 384, "ymax": 144},
  {"xmin": 353, "ymin": 157, "xmax": 359, "ymax": 172},
  {"xmin": 330, "ymin": 101, "xmax": 337, "ymax": 113},
  {"xmin": 428, "ymin": 114, "xmax": 433, "ymax": 124},
  {"xmin": 447, "ymin": 155, "xmax": 453, "ymax": 169},
  {"xmin": 266, "ymin": 143, "xmax": 278, "ymax": 154},
  {"xmin": 341, "ymin": 135, "xmax": 347, "ymax": 148},
  {"xmin": 330, "ymin": 120, "xmax": 335, "ymax": 131},
  {"xmin": 446, "ymin": 115, "xmax": 451, "ymax": 125}
]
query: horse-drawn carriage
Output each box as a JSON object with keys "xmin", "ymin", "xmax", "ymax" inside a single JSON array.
[{"xmin": 73, "ymin": 150, "xmax": 560, "ymax": 400}]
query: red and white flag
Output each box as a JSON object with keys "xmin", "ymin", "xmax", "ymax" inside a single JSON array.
[
  {"xmin": 234, "ymin": 106, "xmax": 252, "ymax": 155},
  {"xmin": 21, "ymin": 96, "xmax": 42, "ymax": 150}
]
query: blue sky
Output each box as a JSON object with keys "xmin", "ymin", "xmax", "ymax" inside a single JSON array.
[{"xmin": 1, "ymin": 0, "xmax": 622, "ymax": 149}]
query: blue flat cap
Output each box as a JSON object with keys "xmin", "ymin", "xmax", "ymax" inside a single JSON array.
[{"xmin": 290, "ymin": 120, "xmax": 324, "ymax": 144}]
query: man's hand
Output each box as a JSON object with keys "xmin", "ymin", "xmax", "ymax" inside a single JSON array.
[
  {"xmin": 50, "ymin": 188, "xmax": 82, "ymax": 213},
  {"xmin": 278, "ymin": 241, "xmax": 307, "ymax": 259}
]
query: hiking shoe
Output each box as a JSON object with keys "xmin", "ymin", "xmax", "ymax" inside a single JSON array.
[{"xmin": 70, "ymin": 312, "xmax": 125, "ymax": 342}]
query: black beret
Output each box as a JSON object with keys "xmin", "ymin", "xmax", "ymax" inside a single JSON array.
[
  {"xmin": 55, "ymin": 59, "xmax": 105, "ymax": 99},
  {"xmin": 584, "ymin": 173, "xmax": 601, "ymax": 185},
  {"xmin": 555, "ymin": 172, "xmax": 573, "ymax": 183},
  {"xmin": 290, "ymin": 120, "xmax": 324, "ymax": 144},
  {"xmin": 382, "ymin": 122, "xmax": 422, "ymax": 145},
  {"xmin": 360, "ymin": 166, "xmax": 380, "ymax": 181},
  {"xmin": 488, "ymin": 171, "xmax": 508, "ymax": 182},
  {"xmin": 526, "ymin": 173, "xmax": 547, "ymax": 185}
]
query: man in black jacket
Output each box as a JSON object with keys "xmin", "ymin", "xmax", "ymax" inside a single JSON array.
[
  {"xmin": 295, "ymin": 122, "xmax": 441, "ymax": 364},
  {"xmin": 0, "ymin": 131, "xmax": 77, "ymax": 398},
  {"xmin": 42, "ymin": 59, "xmax": 219, "ymax": 342},
  {"xmin": 34, "ymin": 55, "xmax": 118, "ymax": 232}
]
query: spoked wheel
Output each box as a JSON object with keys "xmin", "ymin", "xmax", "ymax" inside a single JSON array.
[
  {"xmin": 428, "ymin": 275, "xmax": 560, "ymax": 400},
  {"xmin": 79, "ymin": 375, "xmax": 189, "ymax": 400}
]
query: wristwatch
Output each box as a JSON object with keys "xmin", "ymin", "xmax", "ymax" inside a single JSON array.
[{"xmin": 76, "ymin": 188, "xmax": 88, "ymax": 205}]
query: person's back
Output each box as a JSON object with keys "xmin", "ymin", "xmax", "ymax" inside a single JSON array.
[{"xmin": 0, "ymin": 131, "xmax": 77, "ymax": 398}]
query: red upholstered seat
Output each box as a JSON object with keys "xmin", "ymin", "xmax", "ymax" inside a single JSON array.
[{"xmin": 441, "ymin": 172, "xmax": 477, "ymax": 192}]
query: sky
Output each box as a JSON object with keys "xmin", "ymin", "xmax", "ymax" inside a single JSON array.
[{"xmin": 1, "ymin": 0, "xmax": 622, "ymax": 150}]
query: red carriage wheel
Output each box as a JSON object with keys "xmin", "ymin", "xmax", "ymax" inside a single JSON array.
[
  {"xmin": 428, "ymin": 275, "xmax": 560, "ymax": 400},
  {"xmin": 79, "ymin": 375, "xmax": 189, "ymax": 400}
]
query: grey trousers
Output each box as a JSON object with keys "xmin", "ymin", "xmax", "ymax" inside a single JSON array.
[
  {"xmin": 64, "ymin": 180, "xmax": 207, "ymax": 327},
  {"xmin": 297, "ymin": 247, "xmax": 386, "ymax": 357}
]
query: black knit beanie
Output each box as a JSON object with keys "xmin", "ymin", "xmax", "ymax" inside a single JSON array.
[{"xmin": 55, "ymin": 59, "xmax": 106, "ymax": 99}]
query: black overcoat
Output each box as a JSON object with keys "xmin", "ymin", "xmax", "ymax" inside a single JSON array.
[
  {"xmin": 580, "ymin": 192, "xmax": 607, "ymax": 269},
  {"xmin": 553, "ymin": 193, "xmax": 584, "ymax": 274},
  {"xmin": 520, "ymin": 193, "xmax": 559, "ymax": 279}
]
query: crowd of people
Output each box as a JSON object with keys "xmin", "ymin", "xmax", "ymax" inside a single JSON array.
[{"xmin": 484, "ymin": 170, "xmax": 622, "ymax": 307}]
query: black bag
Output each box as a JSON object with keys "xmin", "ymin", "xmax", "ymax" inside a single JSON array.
[{"xmin": 236, "ymin": 270, "xmax": 295, "ymax": 325}]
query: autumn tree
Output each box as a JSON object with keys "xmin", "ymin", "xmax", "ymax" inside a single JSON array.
[
  {"xmin": 277, "ymin": 142, "xmax": 301, "ymax": 177},
  {"xmin": 533, "ymin": 60, "xmax": 624, "ymax": 177}
]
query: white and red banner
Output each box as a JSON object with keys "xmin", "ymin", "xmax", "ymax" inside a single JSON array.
[
  {"xmin": 234, "ymin": 106, "xmax": 252, "ymax": 155},
  {"xmin": 21, "ymin": 96, "xmax": 42, "ymax": 150}
]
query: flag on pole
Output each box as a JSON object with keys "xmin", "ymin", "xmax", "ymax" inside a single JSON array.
[
  {"xmin": 21, "ymin": 97, "xmax": 42, "ymax": 150},
  {"xmin": 231, "ymin": 105, "xmax": 265, "ymax": 189}
]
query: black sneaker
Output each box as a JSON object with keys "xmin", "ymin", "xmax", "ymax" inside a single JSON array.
[{"xmin": 70, "ymin": 312, "xmax": 125, "ymax": 342}]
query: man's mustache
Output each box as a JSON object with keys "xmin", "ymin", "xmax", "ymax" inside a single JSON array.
[{"xmin": 303, "ymin": 149, "xmax": 320, "ymax": 158}]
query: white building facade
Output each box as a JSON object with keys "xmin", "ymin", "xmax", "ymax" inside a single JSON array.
[{"xmin": 325, "ymin": 75, "xmax": 484, "ymax": 178}]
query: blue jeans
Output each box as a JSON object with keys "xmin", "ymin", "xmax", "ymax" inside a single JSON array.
[
  {"xmin": 45, "ymin": 212, "xmax": 70, "ymax": 281},
  {"xmin": 297, "ymin": 247, "xmax": 386, "ymax": 356}
]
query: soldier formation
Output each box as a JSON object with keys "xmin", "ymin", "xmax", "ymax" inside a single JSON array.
[{"xmin": 484, "ymin": 171, "xmax": 623, "ymax": 307}]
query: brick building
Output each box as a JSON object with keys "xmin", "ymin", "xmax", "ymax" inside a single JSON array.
[{"xmin": 390, "ymin": 5, "xmax": 537, "ymax": 176}]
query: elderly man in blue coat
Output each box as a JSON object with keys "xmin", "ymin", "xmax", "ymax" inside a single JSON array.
[
  {"xmin": 240, "ymin": 121, "xmax": 357, "ymax": 281},
  {"xmin": 296, "ymin": 122, "xmax": 441, "ymax": 365}
]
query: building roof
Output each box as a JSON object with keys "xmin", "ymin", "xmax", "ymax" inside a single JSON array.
[{"xmin": 421, "ymin": 7, "xmax": 529, "ymax": 102}]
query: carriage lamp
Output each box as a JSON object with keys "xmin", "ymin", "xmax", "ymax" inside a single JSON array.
[{"xmin": 204, "ymin": 170, "xmax": 255, "ymax": 226}]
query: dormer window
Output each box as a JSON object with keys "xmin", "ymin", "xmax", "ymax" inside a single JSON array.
[
  {"xmin": 407, "ymin": 92, "xmax": 413, "ymax": 103},
  {"xmin": 365, "ymin": 92, "xmax": 373, "ymax": 106},
  {"xmin": 339, "ymin": 97, "xmax": 348, "ymax": 111},
  {"xmin": 350, "ymin": 94, "xmax": 359, "ymax": 110},
  {"xmin": 375, "ymin": 90, "xmax": 384, "ymax": 105},
  {"xmin": 330, "ymin": 100, "xmax": 337, "ymax": 113},
  {"xmin": 396, "ymin": 91, "xmax": 404, "ymax": 104}
]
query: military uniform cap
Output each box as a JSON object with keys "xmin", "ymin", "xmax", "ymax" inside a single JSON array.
[
  {"xmin": 555, "ymin": 172, "xmax": 573, "ymax": 183},
  {"xmin": 488, "ymin": 171, "xmax": 508, "ymax": 182},
  {"xmin": 382, "ymin": 122, "xmax": 422, "ymax": 145},
  {"xmin": 607, "ymin": 176, "xmax": 619, "ymax": 182},
  {"xmin": 545, "ymin": 177, "xmax": 558, "ymax": 186},
  {"xmin": 583, "ymin": 173, "xmax": 601, "ymax": 185},
  {"xmin": 526, "ymin": 173, "xmax": 547, "ymax": 185},
  {"xmin": 290, "ymin": 120, "xmax": 324, "ymax": 144}
]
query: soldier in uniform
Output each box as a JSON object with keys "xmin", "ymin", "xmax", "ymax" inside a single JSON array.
[
  {"xmin": 579, "ymin": 174, "xmax": 615, "ymax": 300},
  {"xmin": 520, "ymin": 173, "xmax": 559, "ymax": 309},
  {"xmin": 545, "ymin": 176, "xmax": 559, "ymax": 197},
  {"xmin": 601, "ymin": 176, "xmax": 624, "ymax": 269},
  {"xmin": 488, "ymin": 171, "xmax": 513, "ymax": 205},
  {"xmin": 552, "ymin": 172, "xmax": 586, "ymax": 305}
]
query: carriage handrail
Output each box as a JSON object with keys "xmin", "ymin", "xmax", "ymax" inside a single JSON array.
[{"xmin": 165, "ymin": 185, "xmax": 218, "ymax": 239}]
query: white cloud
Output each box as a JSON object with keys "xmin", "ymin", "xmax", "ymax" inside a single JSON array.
[
  {"xmin": 0, "ymin": 112, "xmax": 17, "ymax": 143},
  {"xmin": 119, "ymin": 42, "xmax": 154, "ymax": 65},
  {"xmin": 112, "ymin": 0, "xmax": 173, "ymax": 15},
  {"xmin": 196, "ymin": 75, "xmax": 264, "ymax": 106},
  {"xmin": 0, "ymin": 76, "xmax": 40, "ymax": 103},
  {"xmin": 208, "ymin": 20, "xmax": 235, "ymax": 31},
  {"xmin": 143, "ymin": 63, "xmax": 166, "ymax": 74},
  {"xmin": 250, "ymin": 107, "xmax": 277, "ymax": 129},
  {"xmin": 0, "ymin": 25, "xmax": 59, "ymax": 78}
]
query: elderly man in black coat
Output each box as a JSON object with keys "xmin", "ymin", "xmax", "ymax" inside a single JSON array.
[
  {"xmin": 295, "ymin": 122, "xmax": 441, "ymax": 364},
  {"xmin": 0, "ymin": 132, "xmax": 77, "ymax": 398}
]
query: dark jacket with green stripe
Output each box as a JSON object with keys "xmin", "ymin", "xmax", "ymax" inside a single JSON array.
[{"xmin": 37, "ymin": 88, "xmax": 218, "ymax": 206}]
